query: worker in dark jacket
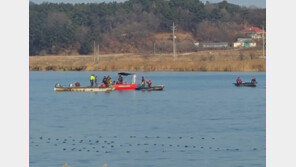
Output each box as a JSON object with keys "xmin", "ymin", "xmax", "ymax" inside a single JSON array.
[
  {"xmin": 117, "ymin": 75, "xmax": 123, "ymax": 84},
  {"xmin": 141, "ymin": 76, "xmax": 146, "ymax": 87},
  {"xmin": 95, "ymin": 75, "xmax": 98, "ymax": 87},
  {"xmin": 102, "ymin": 76, "xmax": 107, "ymax": 84}
]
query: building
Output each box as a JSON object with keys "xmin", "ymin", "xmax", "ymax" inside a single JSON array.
[
  {"xmin": 202, "ymin": 42, "xmax": 228, "ymax": 48},
  {"xmin": 233, "ymin": 42, "xmax": 243, "ymax": 48},
  {"xmin": 249, "ymin": 33, "xmax": 263, "ymax": 39},
  {"xmin": 242, "ymin": 26, "xmax": 265, "ymax": 39},
  {"xmin": 237, "ymin": 38, "xmax": 253, "ymax": 43},
  {"xmin": 249, "ymin": 42, "xmax": 257, "ymax": 47},
  {"xmin": 243, "ymin": 42, "xmax": 257, "ymax": 48},
  {"xmin": 194, "ymin": 42, "xmax": 199, "ymax": 47},
  {"xmin": 233, "ymin": 38, "xmax": 257, "ymax": 48}
]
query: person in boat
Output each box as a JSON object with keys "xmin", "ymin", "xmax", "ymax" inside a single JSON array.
[
  {"xmin": 75, "ymin": 81, "xmax": 80, "ymax": 87},
  {"xmin": 55, "ymin": 83, "xmax": 62, "ymax": 87},
  {"xmin": 102, "ymin": 76, "xmax": 107, "ymax": 84},
  {"xmin": 146, "ymin": 80, "xmax": 152, "ymax": 88},
  {"xmin": 90, "ymin": 74, "xmax": 95, "ymax": 87},
  {"xmin": 95, "ymin": 75, "xmax": 98, "ymax": 87},
  {"xmin": 117, "ymin": 75, "xmax": 123, "ymax": 84},
  {"xmin": 251, "ymin": 76, "xmax": 256, "ymax": 83},
  {"xmin": 106, "ymin": 76, "xmax": 112, "ymax": 87},
  {"xmin": 236, "ymin": 77, "xmax": 242, "ymax": 84},
  {"xmin": 141, "ymin": 76, "xmax": 146, "ymax": 88}
]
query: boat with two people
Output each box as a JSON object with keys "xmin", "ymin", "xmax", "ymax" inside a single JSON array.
[
  {"xmin": 135, "ymin": 76, "xmax": 165, "ymax": 91},
  {"xmin": 233, "ymin": 76, "xmax": 257, "ymax": 87}
]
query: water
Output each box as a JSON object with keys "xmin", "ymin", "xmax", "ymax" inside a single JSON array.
[{"xmin": 30, "ymin": 72, "xmax": 266, "ymax": 167}]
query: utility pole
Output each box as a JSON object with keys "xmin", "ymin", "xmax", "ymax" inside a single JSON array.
[
  {"xmin": 97, "ymin": 43, "xmax": 100, "ymax": 62},
  {"xmin": 153, "ymin": 42, "xmax": 156, "ymax": 55},
  {"xmin": 93, "ymin": 41, "xmax": 96, "ymax": 62},
  {"xmin": 171, "ymin": 22, "xmax": 177, "ymax": 60},
  {"xmin": 262, "ymin": 26, "xmax": 265, "ymax": 58}
]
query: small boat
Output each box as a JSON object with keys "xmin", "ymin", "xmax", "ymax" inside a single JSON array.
[
  {"xmin": 54, "ymin": 84, "xmax": 114, "ymax": 92},
  {"xmin": 112, "ymin": 84, "xmax": 138, "ymax": 90},
  {"xmin": 233, "ymin": 82, "xmax": 257, "ymax": 87},
  {"xmin": 136, "ymin": 85, "xmax": 165, "ymax": 91},
  {"xmin": 111, "ymin": 72, "xmax": 138, "ymax": 90}
]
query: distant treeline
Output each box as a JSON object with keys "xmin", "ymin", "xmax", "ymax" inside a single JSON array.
[{"xmin": 29, "ymin": 0, "xmax": 266, "ymax": 55}]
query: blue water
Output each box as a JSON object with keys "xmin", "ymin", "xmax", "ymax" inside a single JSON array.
[{"xmin": 29, "ymin": 72, "xmax": 266, "ymax": 167}]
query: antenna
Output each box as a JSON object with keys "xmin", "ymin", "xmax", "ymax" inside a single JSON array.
[
  {"xmin": 153, "ymin": 42, "xmax": 156, "ymax": 55},
  {"xmin": 93, "ymin": 41, "xmax": 96, "ymax": 62},
  {"xmin": 93, "ymin": 41, "xmax": 100, "ymax": 63},
  {"xmin": 262, "ymin": 26, "xmax": 265, "ymax": 58},
  {"xmin": 171, "ymin": 22, "xmax": 177, "ymax": 60},
  {"xmin": 97, "ymin": 43, "xmax": 100, "ymax": 62}
]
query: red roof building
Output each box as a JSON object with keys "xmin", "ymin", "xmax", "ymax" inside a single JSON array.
[{"xmin": 242, "ymin": 26, "xmax": 265, "ymax": 34}]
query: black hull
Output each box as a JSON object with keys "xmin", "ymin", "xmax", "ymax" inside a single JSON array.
[
  {"xmin": 233, "ymin": 82, "xmax": 257, "ymax": 87},
  {"xmin": 136, "ymin": 85, "xmax": 164, "ymax": 91}
]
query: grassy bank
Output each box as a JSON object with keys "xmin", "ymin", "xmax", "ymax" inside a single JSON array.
[{"xmin": 29, "ymin": 49, "xmax": 266, "ymax": 72}]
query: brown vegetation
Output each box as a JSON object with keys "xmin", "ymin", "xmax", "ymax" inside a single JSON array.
[{"xmin": 29, "ymin": 48, "xmax": 266, "ymax": 72}]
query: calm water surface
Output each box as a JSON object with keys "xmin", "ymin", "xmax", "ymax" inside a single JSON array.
[{"xmin": 30, "ymin": 72, "xmax": 266, "ymax": 167}]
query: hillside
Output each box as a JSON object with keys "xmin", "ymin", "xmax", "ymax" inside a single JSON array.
[{"xmin": 29, "ymin": 0, "xmax": 266, "ymax": 55}]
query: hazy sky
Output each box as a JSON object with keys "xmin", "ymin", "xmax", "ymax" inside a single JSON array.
[{"xmin": 30, "ymin": 0, "xmax": 266, "ymax": 8}]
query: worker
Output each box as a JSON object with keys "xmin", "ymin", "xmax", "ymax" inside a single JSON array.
[
  {"xmin": 95, "ymin": 75, "xmax": 98, "ymax": 87},
  {"xmin": 251, "ymin": 76, "xmax": 256, "ymax": 83},
  {"xmin": 75, "ymin": 81, "xmax": 80, "ymax": 87},
  {"xmin": 102, "ymin": 76, "xmax": 107, "ymax": 84},
  {"xmin": 117, "ymin": 75, "xmax": 123, "ymax": 84},
  {"xmin": 109, "ymin": 77, "xmax": 112, "ymax": 86},
  {"xmin": 236, "ymin": 77, "xmax": 242, "ymax": 84},
  {"xmin": 90, "ymin": 74, "xmax": 95, "ymax": 87},
  {"xmin": 147, "ymin": 80, "xmax": 152, "ymax": 88},
  {"xmin": 106, "ymin": 76, "xmax": 112, "ymax": 87},
  {"xmin": 141, "ymin": 76, "xmax": 146, "ymax": 87}
]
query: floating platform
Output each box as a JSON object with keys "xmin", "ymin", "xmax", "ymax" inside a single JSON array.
[{"xmin": 54, "ymin": 86, "xmax": 114, "ymax": 92}]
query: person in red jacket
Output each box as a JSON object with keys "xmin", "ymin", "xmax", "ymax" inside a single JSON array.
[
  {"xmin": 251, "ymin": 76, "xmax": 256, "ymax": 83},
  {"xmin": 147, "ymin": 80, "xmax": 152, "ymax": 88},
  {"xmin": 236, "ymin": 77, "xmax": 242, "ymax": 84},
  {"xmin": 75, "ymin": 81, "xmax": 80, "ymax": 87}
]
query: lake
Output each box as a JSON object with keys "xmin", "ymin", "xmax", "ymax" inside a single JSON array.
[{"xmin": 29, "ymin": 72, "xmax": 266, "ymax": 167}]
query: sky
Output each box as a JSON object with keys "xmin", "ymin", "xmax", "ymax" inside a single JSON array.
[{"xmin": 30, "ymin": 0, "xmax": 266, "ymax": 8}]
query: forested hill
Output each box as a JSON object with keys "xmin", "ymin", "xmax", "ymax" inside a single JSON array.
[{"xmin": 29, "ymin": 0, "xmax": 266, "ymax": 55}]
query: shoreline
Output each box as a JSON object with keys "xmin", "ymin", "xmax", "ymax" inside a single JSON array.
[{"xmin": 30, "ymin": 49, "xmax": 266, "ymax": 72}]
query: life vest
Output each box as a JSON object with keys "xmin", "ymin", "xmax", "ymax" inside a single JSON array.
[{"xmin": 90, "ymin": 75, "xmax": 95, "ymax": 81}]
